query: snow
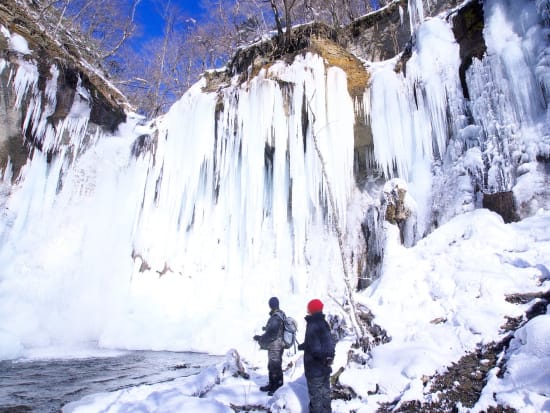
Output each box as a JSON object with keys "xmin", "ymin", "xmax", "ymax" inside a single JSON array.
[
  {"xmin": 355, "ymin": 209, "xmax": 550, "ymax": 411},
  {"xmin": 59, "ymin": 209, "xmax": 550, "ymax": 413},
  {"xmin": 0, "ymin": 0, "xmax": 549, "ymax": 412},
  {"xmin": 474, "ymin": 317, "xmax": 550, "ymax": 412},
  {"xmin": 1, "ymin": 25, "xmax": 32, "ymax": 55},
  {"xmin": 61, "ymin": 349, "xmax": 309, "ymax": 413}
]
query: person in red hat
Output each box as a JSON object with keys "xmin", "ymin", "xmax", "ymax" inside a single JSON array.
[{"xmin": 298, "ymin": 298, "xmax": 335, "ymax": 413}]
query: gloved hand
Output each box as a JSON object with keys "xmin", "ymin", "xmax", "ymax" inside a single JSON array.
[
  {"xmin": 324, "ymin": 357, "xmax": 334, "ymax": 366},
  {"xmin": 297, "ymin": 342, "xmax": 304, "ymax": 351},
  {"xmin": 253, "ymin": 335, "xmax": 261, "ymax": 342}
]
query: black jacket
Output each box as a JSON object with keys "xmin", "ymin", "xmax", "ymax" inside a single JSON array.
[
  {"xmin": 298, "ymin": 312, "xmax": 335, "ymax": 378},
  {"xmin": 258, "ymin": 309, "xmax": 285, "ymax": 350}
]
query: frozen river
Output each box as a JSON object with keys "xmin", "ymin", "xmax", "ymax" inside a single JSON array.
[{"xmin": 0, "ymin": 350, "xmax": 222, "ymax": 412}]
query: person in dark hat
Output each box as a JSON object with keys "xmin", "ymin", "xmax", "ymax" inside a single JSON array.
[
  {"xmin": 253, "ymin": 296, "xmax": 286, "ymax": 395},
  {"xmin": 298, "ymin": 298, "xmax": 335, "ymax": 413}
]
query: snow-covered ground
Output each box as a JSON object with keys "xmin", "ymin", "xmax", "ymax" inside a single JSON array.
[
  {"xmin": 1, "ymin": 0, "xmax": 549, "ymax": 411},
  {"xmin": 62, "ymin": 208, "xmax": 550, "ymax": 412}
]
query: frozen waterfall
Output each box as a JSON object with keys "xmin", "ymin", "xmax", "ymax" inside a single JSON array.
[{"xmin": 0, "ymin": 0, "xmax": 549, "ymax": 359}]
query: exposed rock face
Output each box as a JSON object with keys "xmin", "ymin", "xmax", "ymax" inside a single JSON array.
[
  {"xmin": 384, "ymin": 182, "xmax": 410, "ymax": 225},
  {"xmin": 383, "ymin": 178, "xmax": 413, "ymax": 245},
  {"xmin": 483, "ymin": 191, "xmax": 520, "ymax": 223},
  {"xmin": 0, "ymin": 0, "xmax": 128, "ymax": 181},
  {"xmin": 0, "ymin": 56, "xmax": 26, "ymax": 179},
  {"xmin": 342, "ymin": 1, "xmax": 411, "ymax": 62},
  {"xmin": 342, "ymin": 0, "xmax": 463, "ymax": 62},
  {"xmin": 451, "ymin": 0, "xmax": 486, "ymax": 99}
]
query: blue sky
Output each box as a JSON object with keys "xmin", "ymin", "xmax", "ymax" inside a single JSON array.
[
  {"xmin": 136, "ymin": 0, "xmax": 204, "ymax": 39},
  {"xmin": 135, "ymin": 0, "xmax": 382, "ymax": 40}
]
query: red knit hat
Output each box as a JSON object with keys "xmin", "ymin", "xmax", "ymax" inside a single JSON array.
[{"xmin": 307, "ymin": 299, "xmax": 324, "ymax": 314}]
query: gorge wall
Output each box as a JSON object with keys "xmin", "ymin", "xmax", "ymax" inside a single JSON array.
[
  {"xmin": 0, "ymin": 0, "xmax": 548, "ymax": 358},
  {"xmin": 0, "ymin": 0, "xmax": 127, "ymax": 182}
]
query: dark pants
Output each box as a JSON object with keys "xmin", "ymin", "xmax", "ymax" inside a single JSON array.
[
  {"xmin": 306, "ymin": 374, "xmax": 331, "ymax": 413},
  {"xmin": 268, "ymin": 346, "xmax": 284, "ymax": 387}
]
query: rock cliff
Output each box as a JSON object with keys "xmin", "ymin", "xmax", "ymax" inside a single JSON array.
[{"xmin": 0, "ymin": 0, "xmax": 128, "ymax": 181}]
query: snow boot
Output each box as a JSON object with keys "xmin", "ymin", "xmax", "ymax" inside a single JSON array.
[{"xmin": 267, "ymin": 376, "xmax": 283, "ymax": 395}]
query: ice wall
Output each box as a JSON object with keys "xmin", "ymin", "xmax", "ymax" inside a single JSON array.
[
  {"xmin": 0, "ymin": 28, "xmax": 148, "ymax": 358},
  {"xmin": 134, "ymin": 55, "xmax": 354, "ymax": 273},
  {"xmin": 0, "ymin": 0, "xmax": 549, "ymax": 359},
  {"xmin": 116, "ymin": 54, "xmax": 357, "ymax": 352},
  {"xmin": 365, "ymin": 9, "xmax": 465, "ymax": 239},
  {"xmin": 365, "ymin": 0, "xmax": 550, "ymax": 235},
  {"xmin": 0, "ymin": 45, "xmax": 357, "ymax": 357},
  {"xmin": 445, "ymin": 0, "xmax": 550, "ymax": 220}
]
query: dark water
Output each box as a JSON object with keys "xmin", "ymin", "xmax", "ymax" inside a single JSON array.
[{"xmin": 0, "ymin": 350, "xmax": 222, "ymax": 413}]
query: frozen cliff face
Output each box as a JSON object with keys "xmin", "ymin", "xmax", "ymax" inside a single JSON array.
[
  {"xmin": 0, "ymin": 0, "xmax": 127, "ymax": 184},
  {"xmin": 362, "ymin": 0, "xmax": 550, "ymax": 242},
  {"xmin": 0, "ymin": 11, "xmax": 136, "ymax": 358},
  {"xmin": 131, "ymin": 53, "xmax": 357, "ymax": 309},
  {"xmin": 0, "ymin": 26, "xmax": 128, "ymax": 248},
  {"xmin": 0, "ymin": 0, "xmax": 549, "ymax": 359},
  {"xmin": 456, "ymin": 0, "xmax": 550, "ymax": 218},
  {"xmin": 0, "ymin": 18, "xmax": 360, "ymax": 355},
  {"xmin": 0, "ymin": 43, "xmax": 126, "ymax": 179}
]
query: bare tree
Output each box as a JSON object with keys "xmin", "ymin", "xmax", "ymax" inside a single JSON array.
[
  {"xmin": 35, "ymin": 0, "xmax": 387, "ymax": 115},
  {"xmin": 33, "ymin": 0, "xmax": 142, "ymax": 67},
  {"xmin": 113, "ymin": 0, "xmax": 236, "ymax": 116},
  {"xmin": 232, "ymin": 0, "xmax": 271, "ymax": 43},
  {"xmin": 282, "ymin": 0, "xmax": 299, "ymax": 44},
  {"xmin": 266, "ymin": 0, "xmax": 299, "ymax": 46},
  {"xmin": 100, "ymin": 0, "xmax": 141, "ymax": 59}
]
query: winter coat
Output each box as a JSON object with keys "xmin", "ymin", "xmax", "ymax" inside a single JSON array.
[
  {"xmin": 258, "ymin": 309, "xmax": 285, "ymax": 351},
  {"xmin": 298, "ymin": 312, "xmax": 335, "ymax": 378}
]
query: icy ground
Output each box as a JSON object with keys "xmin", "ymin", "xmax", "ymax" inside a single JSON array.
[{"xmin": 63, "ymin": 209, "xmax": 550, "ymax": 413}]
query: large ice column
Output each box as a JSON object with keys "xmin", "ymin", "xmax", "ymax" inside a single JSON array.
[
  {"xmin": 368, "ymin": 17, "xmax": 462, "ymax": 180},
  {"xmin": 0, "ymin": 52, "xmax": 148, "ymax": 357},
  {"xmin": 408, "ymin": 0, "xmax": 425, "ymax": 33},
  {"xmin": 367, "ymin": 16, "xmax": 463, "ymax": 236},
  {"xmin": 466, "ymin": 0, "xmax": 549, "ymax": 193},
  {"xmin": 132, "ymin": 53, "xmax": 355, "ymax": 305}
]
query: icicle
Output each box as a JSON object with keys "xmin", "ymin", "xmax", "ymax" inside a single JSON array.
[
  {"xmin": 45, "ymin": 65, "xmax": 59, "ymax": 106},
  {"xmin": 12, "ymin": 62, "xmax": 60, "ymax": 151},
  {"xmin": 44, "ymin": 77, "xmax": 91, "ymax": 153},
  {"xmin": 408, "ymin": 0, "xmax": 425, "ymax": 33},
  {"xmin": 368, "ymin": 17, "xmax": 462, "ymax": 180},
  {"xmin": 11, "ymin": 61, "xmax": 39, "ymax": 109},
  {"xmin": 1, "ymin": 157, "xmax": 13, "ymax": 183},
  {"xmin": 483, "ymin": 0, "xmax": 545, "ymax": 125},
  {"xmin": 133, "ymin": 53, "xmax": 355, "ymax": 290},
  {"xmin": 0, "ymin": 25, "xmax": 9, "ymax": 38}
]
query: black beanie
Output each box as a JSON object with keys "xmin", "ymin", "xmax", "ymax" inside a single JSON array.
[{"xmin": 268, "ymin": 296, "xmax": 279, "ymax": 309}]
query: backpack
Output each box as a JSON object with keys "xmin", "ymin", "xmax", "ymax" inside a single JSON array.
[{"xmin": 275, "ymin": 312, "xmax": 297, "ymax": 349}]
